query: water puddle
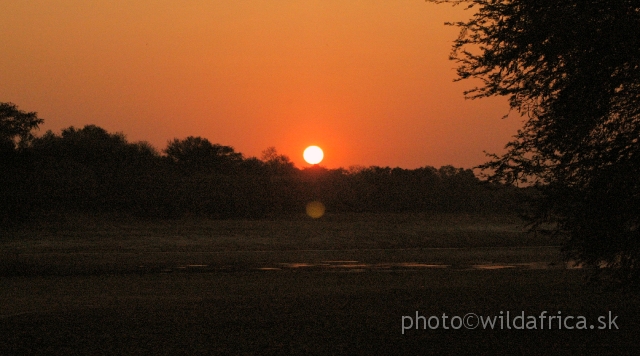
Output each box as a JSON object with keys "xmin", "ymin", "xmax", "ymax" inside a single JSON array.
[
  {"xmin": 255, "ymin": 261, "xmax": 560, "ymax": 272},
  {"xmin": 139, "ymin": 260, "xmax": 571, "ymax": 273},
  {"xmin": 327, "ymin": 264, "xmax": 369, "ymax": 268},
  {"xmin": 472, "ymin": 264, "xmax": 517, "ymax": 270},
  {"xmin": 565, "ymin": 260, "xmax": 584, "ymax": 269},
  {"xmin": 398, "ymin": 263, "xmax": 450, "ymax": 268},
  {"xmin": 282, "ymin": 263, "xmax": 314, "ymax": 268}
]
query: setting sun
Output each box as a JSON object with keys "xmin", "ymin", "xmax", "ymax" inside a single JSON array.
[{"xmin": 303, "ymin": 146, "xmax": 324, "ymax": 165}]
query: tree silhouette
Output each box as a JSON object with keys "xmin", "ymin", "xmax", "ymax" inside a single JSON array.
[
  {"xmin": 165, "ymin": 136, "xmax": 243, "ymax": 174},
  {"xmin": 0, "ymin": 103, "xmax": 45, "ymax": 223},
  {"xmin": 26, "ymin": 125, "xmax": 163, "ymax": 215},
  {"xmin": 431, "ymin": 0, "xmax": 640, "ymax": 287},
  {"xmin": 0, "ymin": 100, "xmax": 522, "ymax": 223},
  {"xmin": 0, "ymin": 102, "xmax": 43, "ymax": 156},
  {"xmin": 260, "ymin": 147, "xmax": 296, "ymax": 176}
]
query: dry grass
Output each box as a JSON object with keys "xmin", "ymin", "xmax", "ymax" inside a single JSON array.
[
  {"xmin": 1, "ymin": 213, "xmax": 560, "ymax": 276},
  {"xmin": 2, "ymin": 213, "xmax": 635, "ymax": 355},
  {"xmin": 2, "ymin": 212, "xmax": 553, "ymax": 253}
]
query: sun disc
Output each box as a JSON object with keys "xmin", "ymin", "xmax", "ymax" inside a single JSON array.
[{"xmin": 303, "ymin": 146, "xmax": 324, "ymax": 164}]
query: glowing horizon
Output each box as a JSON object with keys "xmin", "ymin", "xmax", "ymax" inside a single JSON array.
[{"xmin": 1, "ymin": 0, "xmax": 522, "ymax": 169}]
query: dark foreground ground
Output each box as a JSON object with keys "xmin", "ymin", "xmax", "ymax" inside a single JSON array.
[{"xmin": 1, "ymin": 214, "xmax": 638, "ymax": 355}]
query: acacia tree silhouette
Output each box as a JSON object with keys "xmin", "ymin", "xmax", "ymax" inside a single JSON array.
[{"xmin": 430, "ymin": 0, "xmax": 640, "ymax": 287}]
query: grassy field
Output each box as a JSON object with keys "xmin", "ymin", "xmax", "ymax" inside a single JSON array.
[{"xmin": 1, "ymin": 213, "xmax": 638, "ymax": 355}]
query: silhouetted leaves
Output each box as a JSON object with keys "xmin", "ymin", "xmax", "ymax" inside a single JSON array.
[
  {"xmin": 432, "ymin": 0, "xmax": 640, "ymax": 287},
  {"xmin": 1, "ymin": 119, "xmax": 522, "ymax": 225},
  {"xmin": 0, "ymin": 102, "xmax": 43, "ymax": 155},
  {"xmin": 165, "ymin": 136, "xmax": 243, "ymax": 174}
]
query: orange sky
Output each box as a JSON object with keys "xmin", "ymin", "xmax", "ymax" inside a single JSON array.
[{"xmin": 1, "ymin": 0, "xmax": 522, "ymax": 169}]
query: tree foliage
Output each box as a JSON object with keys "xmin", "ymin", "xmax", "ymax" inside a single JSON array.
[
  {"xmin": 261, "ymin": 147, "xmax": 296, "ymax": 176},
  {"xmin": 1, "ymin": 119, "xmax": 520, "ymax": 222},
  {"xmin": 431, "ymin": 0, "xmax": 640, "ymax": 286},
  {"xmin": 164, "ymin": 136, "xmax": 243, "ymax": 173},
  {"xmin": 0, "ymin": 102, "xmax": 43, "ymax": 155}
]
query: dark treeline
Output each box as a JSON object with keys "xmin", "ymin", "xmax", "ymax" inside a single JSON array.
[{"xmin": 2, "ymin": 123, "xmax": 523, "ymax": 223}]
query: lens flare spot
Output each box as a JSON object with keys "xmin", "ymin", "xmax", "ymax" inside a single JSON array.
[{"xmin": 306, "ymin": 201, "xmax": 326, "ymax": 219}]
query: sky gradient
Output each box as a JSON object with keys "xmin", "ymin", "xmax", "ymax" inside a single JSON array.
[{"xmin": 1, "ymin": 0, "xmax": 523, "ymax": 169}]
